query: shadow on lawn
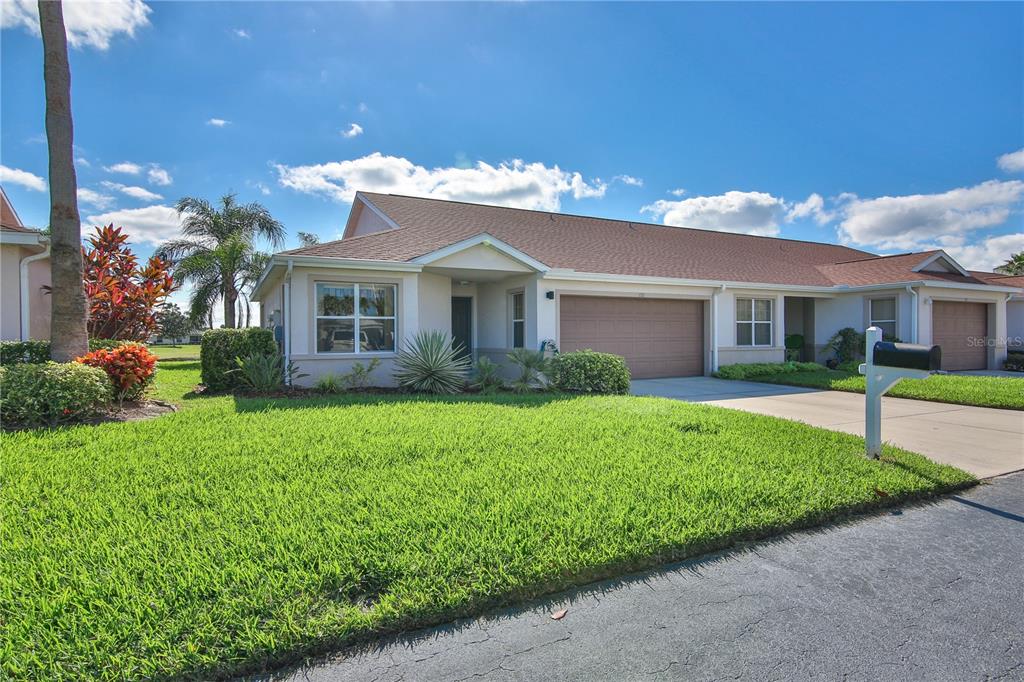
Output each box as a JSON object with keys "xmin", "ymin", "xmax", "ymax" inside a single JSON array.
[
  {"xmin": 231, "ymin": 390, "xmax": 580, "ymax": 413},
  {"xmin": 246, "ymin": 483, "xmax": 976, "ymax": 682}
]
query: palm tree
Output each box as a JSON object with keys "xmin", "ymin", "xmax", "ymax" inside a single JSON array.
[
  {"xmin": 39, "ymin": 0, "xmax": 88, "ymax": 361},
  {"xmin": 157, "ymin": 195, "xmax": 284, "ymax": 328},
  {"xmin": 297, "ymin": 231, "xmax": 320, "ymax": 247},
  {"xmin": 995, "ymin": 252, "xmax": 1024, "ymax": 276}
]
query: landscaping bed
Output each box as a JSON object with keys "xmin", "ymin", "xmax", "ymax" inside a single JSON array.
[
  {"xmin": 742, "ymin": 368, "xmax": 1024, "ymax": 410},
  {"xmin": 0, "ymin": 360, "xmax": 975, "ymax": 680}
]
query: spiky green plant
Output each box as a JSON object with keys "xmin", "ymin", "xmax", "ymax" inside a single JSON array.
[
  {"xmin": 506, "ymin": 347, "xmax": 552, "ymax": 392},
  {"xmin": 470, "ymin": 356, "xmax": 504, "ymax": 394},
  {"xmin": 393, "ymin": 330, "xmax": 470, "ymax": 394},
  {"xmin": 232, "ymin": 353, "xmax": 307, "ymax": 393}
]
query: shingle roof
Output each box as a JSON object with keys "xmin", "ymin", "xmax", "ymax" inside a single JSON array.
[
  {"xmin": 971, "ymin": 271, "xmax": 1024, "ymax": 288},
  {"xmin": 283, "ymin": 193, "xmax": 1018, "ymax": 290}
]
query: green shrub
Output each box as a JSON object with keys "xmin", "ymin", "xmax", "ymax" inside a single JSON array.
[
  {"xmin": 315, "ymin": 359, "xmax": 382, "ymax": 393},
  {"xmin": 0, "ymin": 339, "xmax": 127, "ymax": 366},
  {"xmin": 315, "ymin": 373, "xmax": 344, "ymax": 394},
  {"xmin": 471, "ymin": 356, "xmax": 504, "ymax": 394},
  {"xmin": 551, "ymin": 350, "xmax": 630, "ymax": 394},
  {"xmin": 200, "ymin": 328, "xmax": 277, "ymax": 391},
  {"xmin": 232, "ymin": 353, "xmax": 307, "ymax": 394},
  {"xmin": 1005, "ymin": 350, "xmax": 1024, "ymax": 372},
  {"xmin": 393, "ymin": 330, "xmax": 470, "ymax": 394},
  {"xmin": 714, "ymin": 361, "xmax": 822, "ymax": 380},
  {"xmin": 0, "ymin": 362, "xmax": 111, "ymax": 428},
  {"xmin": 836, "ymin": 360, "xmax": 861, "ymax": 373}
]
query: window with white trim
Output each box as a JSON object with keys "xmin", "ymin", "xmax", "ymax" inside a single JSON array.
[
  {"xmin": 511, "ymin": 292, "xmax": 525, "ymax": 348},
  {"xmin": 869, "ymin": 297, "xmax": 897, "ymax": 339},
  {"xmin": 316, "ymin": 283, "xmax": 396, "ymax": 353},
  {"xmin": 736, "ymin": 297, "xmax": 773, "ymax": 346}
]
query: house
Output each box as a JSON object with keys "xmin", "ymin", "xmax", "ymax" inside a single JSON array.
[
  {"xmin": 251, "ymin": 192, "xmax": 1023, "ymax": 385},
  {"xmin": 0, "ymin": 187, "xmax": 50, "ymax": 341}
]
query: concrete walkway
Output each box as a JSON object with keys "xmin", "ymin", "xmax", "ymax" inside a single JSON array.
[
  {"xmin": 631, "ymin": 377, "xmax": 1024, "ymax": 479},
  {"xmin": 260, "ymin": 473, "xmax": 1024, "ymax": 682}
]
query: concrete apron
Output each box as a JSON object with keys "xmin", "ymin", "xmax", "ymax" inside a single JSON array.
[{"xmin": 631, "ymin": 378, "xmax": 1024, "ymax": 479}]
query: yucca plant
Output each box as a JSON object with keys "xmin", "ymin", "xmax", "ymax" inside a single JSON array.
[
  {"xmin": 393, "ymin": 330, "xmax": 471, "ymax": 394},
  {"xmin": 232, "ymin": 353, "xmax": 307, "ymax": 394},
  {"xmin": 470, "ymin": 356, "xmax": 504, "ymax": 394}
]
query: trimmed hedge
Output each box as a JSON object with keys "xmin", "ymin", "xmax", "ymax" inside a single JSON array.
[
  {"xmin": 0, "ymin": 339, "xmax": 126, "ymax": 366},
  {"xmin": 1005, "ymin": 350, "xmax": 1024, "ymax": 373},
  {"xmin": 200, "ymin": 328, "xmax": 278, "ymax": 391},
  {"xmin": 0, "ymin": 362, "xmax": 111, "ymax": 428},
  {"xmin": 714, "ymin": 361, "xmax": 822, "ymax": 381},
  {"xmin": 550, "ymin": 349, "xmax": 631, "ymax": 394}
]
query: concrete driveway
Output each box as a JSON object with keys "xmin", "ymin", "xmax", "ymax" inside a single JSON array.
[{"xmin": 631, "ymin": 377, "xmax": 1024, "ymax": 479}]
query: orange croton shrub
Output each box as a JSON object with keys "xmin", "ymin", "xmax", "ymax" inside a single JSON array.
[{"xmin": 76, "ymin": 344, "xmax": 158, "ymax": 403}]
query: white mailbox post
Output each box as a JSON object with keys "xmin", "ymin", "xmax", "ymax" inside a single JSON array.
[{"xmin": 858, "ymin": 326, "xmax": 939, "ymax": 459}]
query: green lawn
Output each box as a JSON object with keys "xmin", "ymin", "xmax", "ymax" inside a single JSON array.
[
  {"xmin": 744, "ymin": 369, "xmax": 1024, "ymax": 410},
  {"xmin": 0, "ymin": 361, "xmax": 974, "ymax": 680},
  {"xmin": 149, "ymin": 343, "xmax": 202, "ymax": 360}
]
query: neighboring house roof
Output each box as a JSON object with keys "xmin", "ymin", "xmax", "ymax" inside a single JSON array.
[
  {"xmin": 1, "ymin": 185, "xmax": 31, "ymax": 232},
  {"xmin": 971, "ymin": 271, "xmax": 1024, "ymax": 289},
  {"xmin": 273, "ymin": 192, "xmax": 1021, "ymax": 292}
]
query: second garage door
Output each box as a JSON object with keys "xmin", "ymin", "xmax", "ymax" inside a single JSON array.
[
  {"xmin": 932, "ymin": 301, "xmax": 988, "ymax": 371},
  {"xmin": 559, "ymin": 296, "xmax": 704, "ymax": 378}
]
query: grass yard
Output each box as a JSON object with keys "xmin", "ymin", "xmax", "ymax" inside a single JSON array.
[
  {"xmin": 149, "ymin": 343, "xmax": 202, "ymax": 360},
  {"xmin": 0, "ymin": 361, "xmax": 975, "ymax": 680},
  {"xmin": 744, "ymin": 369, "xmax": 1024, "ymax": 410}
]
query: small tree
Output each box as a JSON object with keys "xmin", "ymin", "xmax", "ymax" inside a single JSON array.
[
  {"xmin": 82, "ymin": 224, "xmax": 177, "ymax": 341},
  {"xmin": 995, "ymin": 252, "xmax": 1024, "ymax": 276},
  {"xmin": 155, "ymin": 303, "xmax": 194, "ymax": 343},
  {"xmin": 297, "ymin": 231, "xmax": 320, "ymax": 247}
]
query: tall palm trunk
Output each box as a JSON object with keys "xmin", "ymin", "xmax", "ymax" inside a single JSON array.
[
  {"xmin": 39, "ymin": 0, "xmax": 88, "ymax": 361},
  {"xmin": 223, "ymin": 282, "xmax": 237, "ymax": 328}
]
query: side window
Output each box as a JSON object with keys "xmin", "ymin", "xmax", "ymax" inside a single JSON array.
[
  {"xmin": 736, "ymin": 297, "xmax": 773, "ymax": 346},
  {"xmin": 511, "ymin": 292, "xmax": 525, "ymax": 348},
  {"xmin": 869, "ymin": 298, "xmax": 897, "ymax": 339}
]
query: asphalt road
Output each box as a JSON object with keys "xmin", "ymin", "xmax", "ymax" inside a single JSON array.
[{"xmin": 262, "ymin": 473, "xmax": 1024, "ymax": 682}]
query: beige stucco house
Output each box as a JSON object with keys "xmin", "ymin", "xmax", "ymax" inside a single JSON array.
[
  {"xmin": 0, "ymin": 187, "xmax": 50, "ymax": 342},
  {"xmin": 252, "ymin": 192, "xmax": 1023, "ymax": 386}
]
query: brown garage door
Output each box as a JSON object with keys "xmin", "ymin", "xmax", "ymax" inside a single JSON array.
[
  {"xmin": 932, "ymin": 301, "xmax": 988, "ymax": 371},
  {"xmin": 559, "ymin": 296, "xmax": 704, "ymax": 378}
]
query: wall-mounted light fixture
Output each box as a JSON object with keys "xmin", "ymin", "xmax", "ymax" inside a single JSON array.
[{"xmin": 546, "ymin": 291, "xmax": 555, "ymax": 300}]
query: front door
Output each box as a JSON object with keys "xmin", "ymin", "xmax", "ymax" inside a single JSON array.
[{"xmin": 451, "ymin": 296, "xmax": 472, "ymax": 358}]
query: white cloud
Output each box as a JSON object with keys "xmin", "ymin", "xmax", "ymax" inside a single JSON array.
[
  {"xmin": 786, "ymin": 192, "xmax": 833, "ymax": 225},
  {"xmin": 83, "ymin": 205, "xmax": 181, "ymax": 245},
  {"xmin": 613, "ymin": 175, "xmax": 643, "ymax": 187},
  {"xmin": 669, "ymin": 188, "xmax": 687, "ymax": 197},
  {"xmin": 256, "ymin": 182, "xmax": 271, "ymax": 196},
  {"xmin": 206, "ymin": 118, "xmax": 230, "ymax": 127},
  {"xmin": 0, "ymin": 164, "xmax": 46, "ymax": 191},
  {"xmin": 642, "ymin": 190, "xmax": 788, "ymax": 237},
  {"xmin": 147, "ymin": 165, "xmax": 172, "ymax": 186},
  {"xmin": 942, "ymin": 233, "xmax": 1024, "ymax": 272},
  {"xmin": 341, "ymin": 123, "xmax": 364, "ymax": 139},
  {"xmin": 75, "ymin": 157, "xmax": 91, "ymax": 167},
  {"xmin": 77, "ymin": 188, "xmax": 114, "ymax": 210},
  {"xmin": 1, "ymin": 0, "xmax": 151, "ymax": 51},
  {"xmin": 997, "ymin": 148, "xmax": 1024, "ymax": 173},
  {"xmin": 571, "ymin": 173, "xmax": 607, "ymax": 199},
  {"xmin": 275, "ymin": 153, "xmax": 608, "ymax": 211},
  {"xmin": 104, "ymin": 161, "xmax": 142, "ymax": 175},
  {"xmin": 101, "ymin": 181, "xmax": 163, "ymax": 201},
  {"xmin": 836, "ymin": 180, "xmax": 1024, "ymax": 251},
  {"xmin": 232, "ymin": 28, "xmax": 250, "ymax": 39}
]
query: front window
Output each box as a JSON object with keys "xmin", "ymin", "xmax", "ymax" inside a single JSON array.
[
  {"xmin": 736, "ymin": 297, "xmax": 773, "ymax": 346},
  {"xmin": 869, "ymin": 297, "xmax": 897, "ymax": 339},
  {"xmin": 511, "ymin": 292, "xmax": 525, "ymax": 348},
  {"xmin": 316, "ymin": 283, "xmax": 396, "ymax": 353}
]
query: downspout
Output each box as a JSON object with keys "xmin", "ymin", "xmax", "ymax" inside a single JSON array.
[
  {"xmin": 20, "ymin": 245, "xmax": 50, "ymax": 341},
  {"xmin": 905, "ymin": 285, "xmax": 918, "ymax": 344},
  {"xmin": 711, "ymin": 284, "xmax": 726, "ymax": 372},
  {"xmin": 283, "ymin": 259, "xmax": 293, "ymax": 383}
]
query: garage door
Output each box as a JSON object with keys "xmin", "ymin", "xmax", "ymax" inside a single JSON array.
[
  {"xmin": 559, "ymin": 296, "xmax": 704, "ymax": 378},
  {"xmin": 932, "ymin": 301, "xmax": 988, "ymax": 371}
]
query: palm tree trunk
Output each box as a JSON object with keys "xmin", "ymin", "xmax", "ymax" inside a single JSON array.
[
  {"xmin": 224, "ymin": 285, "xmax": 237, "ymax": 328},
  {"xmin": 39, "ymin": 0, "xmax": 88, "ymax": 361}
]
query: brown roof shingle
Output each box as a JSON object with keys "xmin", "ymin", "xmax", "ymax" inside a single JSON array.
[{"xmin": 283, "ymin": 193, "xmax": 1020, "ymax": 290}]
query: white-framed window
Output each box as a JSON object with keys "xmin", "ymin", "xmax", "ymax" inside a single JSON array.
[
  {"xmin": 315, "ymin": 282, "xmax": 396, "ymax": 353},
  {"xmin": 869, "ymin": 297, "xmax": 897, "ymax": 339},
  {"xmin": 736, "ymin": 297, "xmax": 773, "ymax": 346},
  {"xmin": 511, "ymin": 291, "xmax": 525, "ymax": 348}
]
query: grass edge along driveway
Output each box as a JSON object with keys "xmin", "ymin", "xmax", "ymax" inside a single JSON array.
[
  {"xmin": 0, "ymin": 361, "xmax": 975, "ymax": 681},
  {"xmin": 730, "ymin": 369, "xmax": 1024, "ymax": 411}
]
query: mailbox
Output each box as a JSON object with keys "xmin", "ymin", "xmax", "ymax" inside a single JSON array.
[{"xmin": 872, "ymin": 341, "xmax": 941, "ymax": 372}]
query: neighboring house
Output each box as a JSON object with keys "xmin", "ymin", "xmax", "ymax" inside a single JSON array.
[
  {"xmin": 973, "ymin": 271, "xmax": 1024, "ymax": 351},
  {"xmin": 251, "ymin": 192, "xmax": 1023, "ymax": 385},
  {"xmin": 0, "ymin": 187, "xmax": 51, "ymax": 341}
]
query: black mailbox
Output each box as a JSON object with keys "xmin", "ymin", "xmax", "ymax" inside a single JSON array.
[{"xmin": 872, "ymin": 341, "xmax": 941, "ymax": 371}]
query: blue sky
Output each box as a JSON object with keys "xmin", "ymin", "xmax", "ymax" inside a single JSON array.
[{"xmin": 2, "ymin": 0, "xmax": 1023, "ymax": 303}]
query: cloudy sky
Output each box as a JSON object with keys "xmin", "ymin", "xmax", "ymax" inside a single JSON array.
[{"xmin": 2, "ymin": 1, "xmax": 1022, "ymax": 315}]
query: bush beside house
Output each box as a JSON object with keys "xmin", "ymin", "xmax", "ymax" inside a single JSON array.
[
  {"xmin": 0, "ymin": 362, "xmax": 112, "ymax": 428},
  {"xmin": 550, "ymin": 350, "xmax": 631, "ymax": 394},
  {"xmin": 714, "ymin": 361, "xmax": 822, "ymax": 381},
  {"xmin": 200, "ymin": 328, "xmax": 278, "ymax": 391}
]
